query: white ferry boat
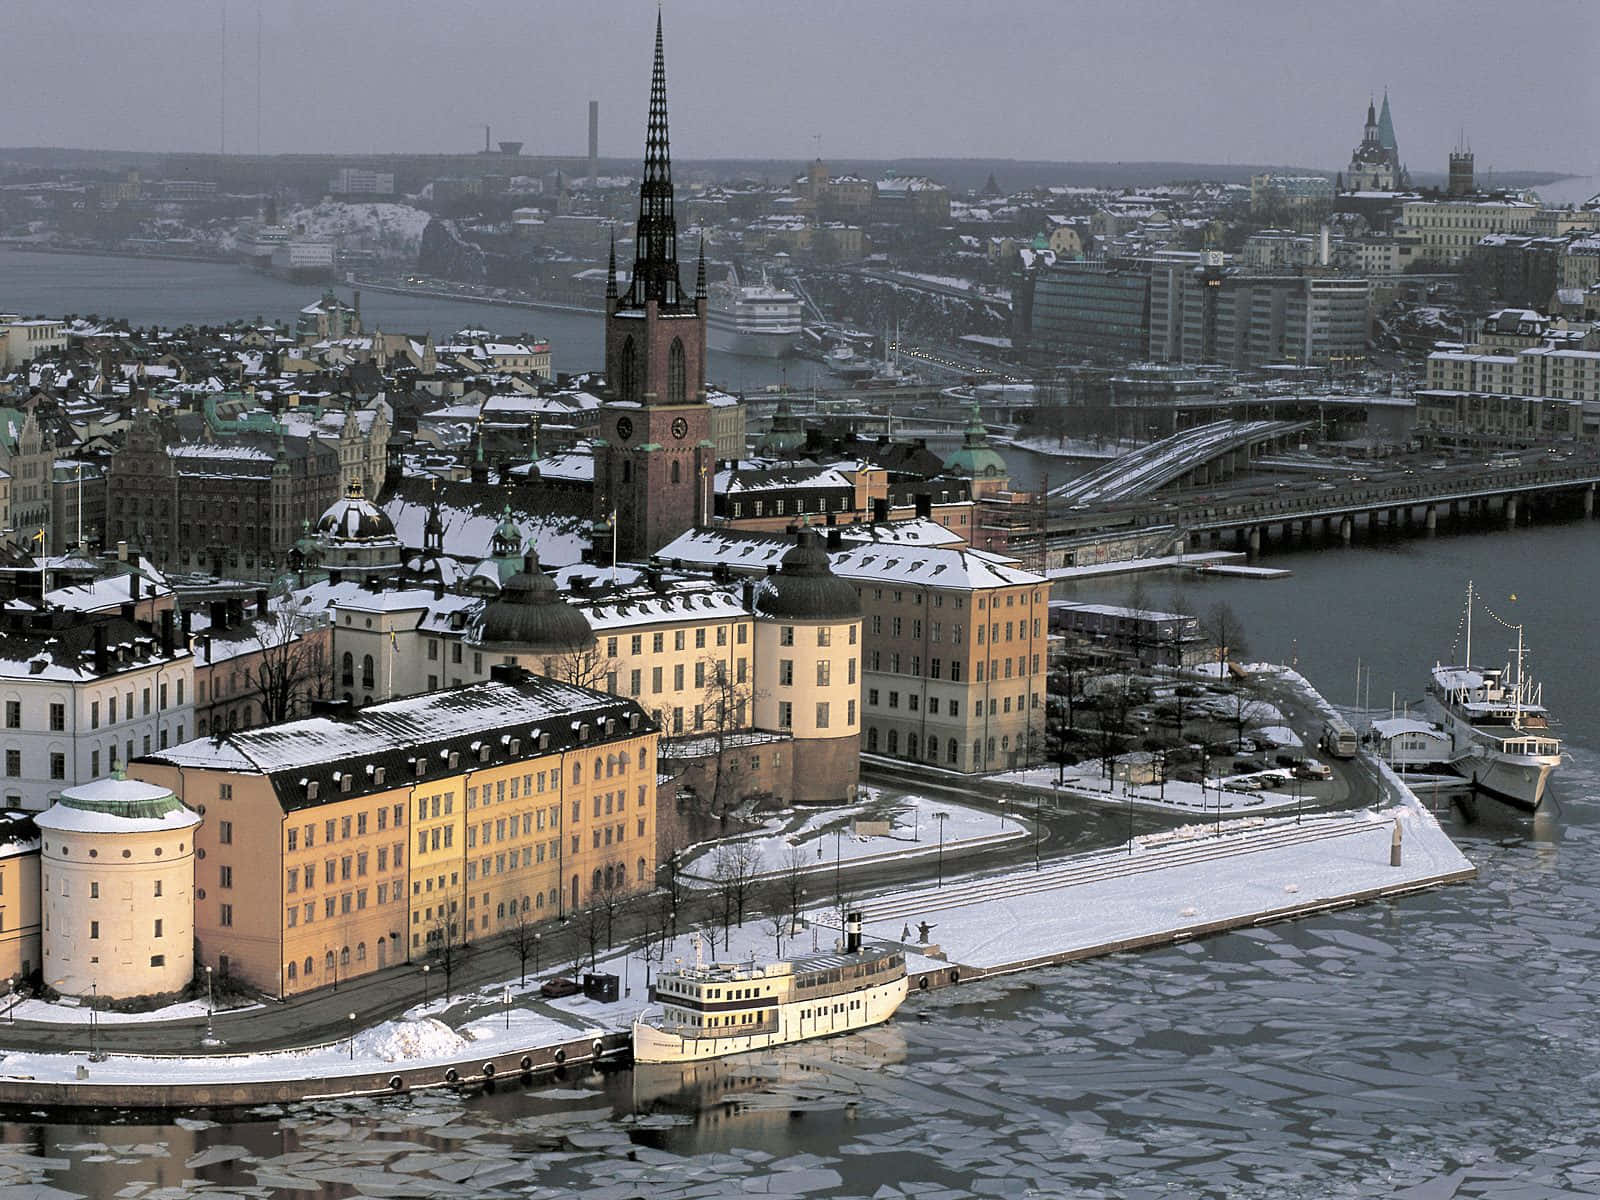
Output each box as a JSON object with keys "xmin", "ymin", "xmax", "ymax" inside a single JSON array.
[
  {"xmin": 632, "ymin": 914, "xmax": 908, "ymax": 1064},
  {"xmin": 1425, "ymin": 582, "xmax": 1561, "ymax": 811},
  {"xmin": 707, "ymin": 270, "xmax": 802, "ymax": 358}
]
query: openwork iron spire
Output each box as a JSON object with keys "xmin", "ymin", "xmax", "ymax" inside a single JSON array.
[{"xmin": 626, "ymin": 11, "xmax": 685, "ymax": 308}]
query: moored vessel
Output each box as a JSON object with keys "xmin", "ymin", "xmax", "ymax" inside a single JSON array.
[
  {"xmin": 1425, "ymin": 581, "xmax": 1561, "ymax": 811},
  {"xmin": 632, "ymin": 913, "xmax": 908, "ymax": 1064},
  {"xmin": 707, "ymin": 269, "xmax": 802, "ymax": 358}
]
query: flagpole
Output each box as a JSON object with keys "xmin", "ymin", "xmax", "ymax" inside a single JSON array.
[{"xmin": 610, "ymin": 509, "xmax": 617, "ymax": 587}]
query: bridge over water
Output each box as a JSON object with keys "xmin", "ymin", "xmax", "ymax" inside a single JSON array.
[
  {"xmin": 1048, "ymin": 419, "xmax": 1314, "ymax": 504},
  {"xmin": 1016, "ymin": 454, "xmax": 1600, "ymax": 564}
]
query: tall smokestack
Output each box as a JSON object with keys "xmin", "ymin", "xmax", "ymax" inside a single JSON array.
[{"xmin": 588, "ymin": 100, "xmax": 599, "ymax": 183}]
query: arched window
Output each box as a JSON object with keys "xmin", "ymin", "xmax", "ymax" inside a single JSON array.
[
  {"xmin": 592, "ymin": 867, "xmax": 603, "ymax": 895},
  {"xmin": 356, "ymin": 942, "xmax": 367, "ymax": 962},
  {"xmin": 638, "ymin": 856, "xmax": 647, "ymax": 882},
  {"xmin": 571, "ymin": 761, "xmax": 581, "ymax": 786},
  {"xmin": 907, "ymin": 733, "xmax": 919, "ymax": 759},
  {"xmin": 287, "ymin": 960, "xmax": 297, "ymax": 981},
  {"xmin": 619, "ymin": 336, "xmax": 639, "ymax": 403},
  {"xmin": 973, "ymin": 739, "xmax": 983, "ymax": 765},
  {"xmin": 305, "ymin": 956, "xmax": 314, "ymax": 976},
  {"xmin": 667, "ymin": 337, "xmax": 686, "ymax": 405},
  {"xmin": 361, "ymin": 656, "xmax": 375, "ymax": 689},
  {"xmin": 536, "ymin": 891, "xmax": 544, "ymax": 909},
  {"xmin": 604, "ymin": 864, "xmax": 615, "ymax": 891},
  {"xmin": 887, "ymin": 729, "xmax": 899, "ymax": 755},
  {"xmin": 341, "ymin": 652, "xmax": 353, "ymax": 686},
  {"xmin": 496, "ymin": 901, "xmax": 505, "ymax": 919},
  {"xmin": 325, "ymin": 950, "xmax": 335, "ymax": 973},
  {"xmin": 571, "ymin": 875, "xmax": 579, "ymax": 909},
  {"xmin": 947, "ymin": 738, "xmax": 959, "ymax": 764},
  {"xmin": 671, "ymin": 460, "xmax": 681, "ymax": 485},
  {"xmin": 867, "ymin": 727, "xmax": 879, "ymax": 752},
  {"xmin": 594, "ymin": 755, "xmax": 603, "ymax": 779},
  {"xmin": 340, "ymin": 946, "xmax": 350, "ymax": 967}
]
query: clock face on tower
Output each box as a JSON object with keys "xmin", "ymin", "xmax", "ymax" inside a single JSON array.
[
  {"xmin": 615, "ymin": 416, "xmax": 634, "ymax": 442},
  {"xmin": 671, "ymin": 417, "xmax": 689, "ymax": 440}
]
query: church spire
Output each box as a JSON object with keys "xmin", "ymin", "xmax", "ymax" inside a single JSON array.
[
  {"xmin": 624, "ymin": 9, "xmax": 685, "ymax": 309},
  {"xmin": 696, "ymin": 235, "xmax": 706, "ymax": 299},
  {"xmin": 606, "ymin": 232, "xmax": 618, "ymax": 301}
]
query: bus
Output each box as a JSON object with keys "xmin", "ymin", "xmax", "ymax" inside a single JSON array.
[{"xmin": 1321, "ymin": 717, "xmax": 1358, "ymax": 759}]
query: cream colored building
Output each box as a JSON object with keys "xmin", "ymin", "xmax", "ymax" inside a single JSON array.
[
  {"xmin": 0, "ymin": 813, "xmax": 41, "ymax": 983},
  {"xmin": 1400, "ymin": 198, "xmax": 1537, "ymax": 266},
  {"xmin": 35, "ymin": 776, "xmax": 200, "ymax": 999}
]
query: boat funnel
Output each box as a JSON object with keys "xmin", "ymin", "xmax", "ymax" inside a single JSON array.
[{"xmin": 845, "ymin": 911, "xmax": 863, "ymax": 953}]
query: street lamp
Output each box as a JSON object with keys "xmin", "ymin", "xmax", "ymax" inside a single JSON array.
[
  {"xmin": 934, "ymin": 812, "xmax": 949, "ymax": 888},
  {"xmin": 534, "ymin": 933, "xmax": 541, "ymax": 977},
  {"xmin": 1033, "ymin": 796, "xmax": 1042, "ymax": 871},
  {"xmin": 204, "ymin": 964, "xmax": 214, "ymax": 1043},
  {"xmin": 834, "ymin": 827, "xmax": 843, "ymax": 906},
  {"xmin": 503, "ymin": 987, "xmax": 512, "ymax": 1030},
  {"xmin": 422, "ymin": 963, "xmax": 431, "ymax": 1008},
  {"xmin": 347, "ymin": 1011, "xmax": 357, "ymax": 1060}
]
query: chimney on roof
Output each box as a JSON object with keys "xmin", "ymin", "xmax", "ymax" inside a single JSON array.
[
  {"xmin": 915, "ymin": 492, "xmax": 932, "ymax": 519},
  {"xmin": 93, "ymin": 623, "xmax": 109, "ymax": 675},
  {"xmin": 116, "ymin": 540, "xmax": 128, "ymax": 562},
  {"xmin": 120, "ymin": 601, "xmax": 135, "ymax": 622},
  {"xmin": 210, "ymin": 600, "xmax": 227, "ymax": 630},
  {"xmin": 255, "ymin": 588, "xmax": 269, "ymax": 618},
  {"xmin": 329, "ymin": 567, "xmax": 343, "ymax": 585},
  {"xmin": 872, "ymin": 497, "xmax": 889, "ymax": 523},
  {"xmin": 742, "ymin": 580, "xmax": 754, "ymax": 608},
  {"xmin": 180, "ymin": 609, "xmax": 192, "ymax": 637},
  {"xmin": 827, "ymin": 528, "xmax": 843, "ymax": 550},
  {"xmin": 130, "ymin": 573, "xmax": 141, "ymax": 601},
  {"xmin": 226, "ymin": 597, "xmax": 245, "ymax": 627},
  {"xmin": 766, "ymin": 564, "xmax": 777, "ymax": 576},
  {"xmin": 160, "ymin": 608, "xmax": 175, "ymax": 657}
]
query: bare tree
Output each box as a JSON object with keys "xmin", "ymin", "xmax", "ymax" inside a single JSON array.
[
  {"xmin": 700, "ymin": 657, "xmax": 758, "ymax": 820},
  {"xmin": 251, "ymin": 594, "xmax": 333, "ymax": 723},
  {"xmin": 1229, "ymin": 689, "xmax": 1269, "ymax": 743},
  {"xmin": 1093, "ymin": 674, "xmax": 1135, "ymax": 779},
  {"xmin": 597, "ymin": 876, "xmax": 628, "ymax": 952},
  {"xmin": 548, "ymin": 643, "xmax": 608, "ymax": 690},
  {"xmin": 427, "ymin": 905, "xmax": 464, "ymax": 1002},
  {"xmin": 710, "ymin": 841, "xmax": 764, "ymax": 936},
  {"xmin": 573, "ymin": 903, "xmax": 605, "ymax": 975},
  {"xmin": 765, "ymin": 910, "xmax": 789, "ymax": 957},
  {"xmin": 1204, "ymin": 603, "xmax": 1250, "ymax": 668},
  {"xmin": 509, "ymin": 903, "xmax": 537, "ymax": 985},
  {"xmin": 774, "ymin": 845, "xmax": 809, "ymax": 926}
]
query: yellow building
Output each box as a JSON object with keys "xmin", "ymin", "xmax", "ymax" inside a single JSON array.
[
  {"xmin": 35, "ymin": 776, "xmax": 201, "ymax": 999},
  {"xmin": 0, "ymin": 814, "xmax": 41, "ymax": 984},
  {"xmin": 134, "ymin": 669, "xmax": 658, "ymax": 998}
]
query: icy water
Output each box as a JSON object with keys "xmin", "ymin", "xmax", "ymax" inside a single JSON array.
[
  {"xmin": 0, "ymin": 248, "xmax": 792, "ymax": 392},
  {"xmin": 7, "ymin": 520, "xmax": 1600, "ymax": 1195}
]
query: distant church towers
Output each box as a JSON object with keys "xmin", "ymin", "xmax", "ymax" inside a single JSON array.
[{"xmin": 594, "ymin": 14, "xmax": 713, "ymax": 562}]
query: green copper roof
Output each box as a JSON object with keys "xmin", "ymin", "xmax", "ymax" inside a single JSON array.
[{"xmin": 943, "ymin": 404, "xmax": 1009, "ymax": 479}]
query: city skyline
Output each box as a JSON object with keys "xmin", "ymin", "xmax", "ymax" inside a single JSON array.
[{"xmin": 2, "ymin": 0, "xmax": 1595, "ymax": 175}]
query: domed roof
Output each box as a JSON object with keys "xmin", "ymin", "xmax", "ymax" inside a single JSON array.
[
  {"xmin": 943, "ymin": 405, "xmax": 1009, "ymax": 480},
  {"xmin": 36, "ymin": 773, "xmax": 201, "ymax": 835},
  {"xmin": 753, "ymin": 529, "xmax": 861, "ymax": 621},
  {"xmin": 475, "ymin": 549, "xmax": 595, "ymax": 652},
  {"xmin": 315, "ymin": 480, "xmax": 397, "ymax": 543}
]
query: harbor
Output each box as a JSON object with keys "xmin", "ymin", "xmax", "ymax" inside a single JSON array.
[{"xmin": 0, "ymin": 668, "xmax": 1472, "ymax": 1113}]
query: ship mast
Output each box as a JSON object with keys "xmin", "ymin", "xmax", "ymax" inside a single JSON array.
[{"xmin": 1464, "ymin": 579, "xmax": 1473, "ymax": 667}]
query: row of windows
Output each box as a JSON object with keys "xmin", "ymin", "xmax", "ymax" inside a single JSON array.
[
  {"xmin": 287, "ymin": 805, "xmax": 406, "ymax": 852},
  {"xmin": 865, "ymin": 728, "xmax": 1023, "ymax": 764},
  {"xmin": 605, "ymin": 625, "xmax": 746, "ymax": 657}
]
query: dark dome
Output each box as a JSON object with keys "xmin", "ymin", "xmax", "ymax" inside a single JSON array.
[
  {"xmin": 315, "ymin": 481, "xmax": 396, "ymax": 542},
  {"xmin": 476, "ymin": 550, "xmax": 595, "ymax": 651},
  {"xmin": 752, "ymin": 529, "xmax": 861, "ymax": 621}
]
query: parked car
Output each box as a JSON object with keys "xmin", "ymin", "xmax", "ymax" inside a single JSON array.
[
  {"xmin": 1295, "ymin": 759, "xmax": 1332, "ymax": 780},
  {"xmin": 539, "ymin": 977, "xmax": 582, "ymax": 999}
]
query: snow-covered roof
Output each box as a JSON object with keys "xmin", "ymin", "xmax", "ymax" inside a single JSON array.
[{"xmin": 143, "ymin": 675, "xmax": 650, "ymax": 810}]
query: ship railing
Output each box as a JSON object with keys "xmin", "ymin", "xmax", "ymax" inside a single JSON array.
[{"xmin": 643, "ymin": 1014, "xmax": 780, "ymax": 1039}]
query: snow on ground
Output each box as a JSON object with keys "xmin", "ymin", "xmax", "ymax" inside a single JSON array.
[
  {"xmin": 856, "ymin": 793, "xmax": 1471, "ymax": 973},
  {"xmin": 1256, "ymin": 724, "xmax": 1304, "ymax": 748},
  {"xmin": 2, "ymin": 995, "xmax": 262, "ymax": 1026},
  {"xmin": 680, "ymin": 790, "xmax": 1024, "ymax": 884},
  {"xmin": 281, "ymin": 201, "xmax": 432, "ymax": 255},
  {"xmin": 993, "ymin": 763, "xmax": 1317, "ymax": 818}
]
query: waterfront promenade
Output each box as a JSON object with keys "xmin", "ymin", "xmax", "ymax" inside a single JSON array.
[{"xmin": 0, "ymin": 670, "xmax": 1473, "ymax": 1111}]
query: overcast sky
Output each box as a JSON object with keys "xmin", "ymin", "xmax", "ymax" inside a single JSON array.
[{"xmin": 4, "ymin": 0, "xmax": 1595, "ymax": 174}]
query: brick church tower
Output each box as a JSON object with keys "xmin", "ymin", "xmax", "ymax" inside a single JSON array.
[{"xmin": 595, "ymin": 14, "xmax": 712, "ymax": 561}]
